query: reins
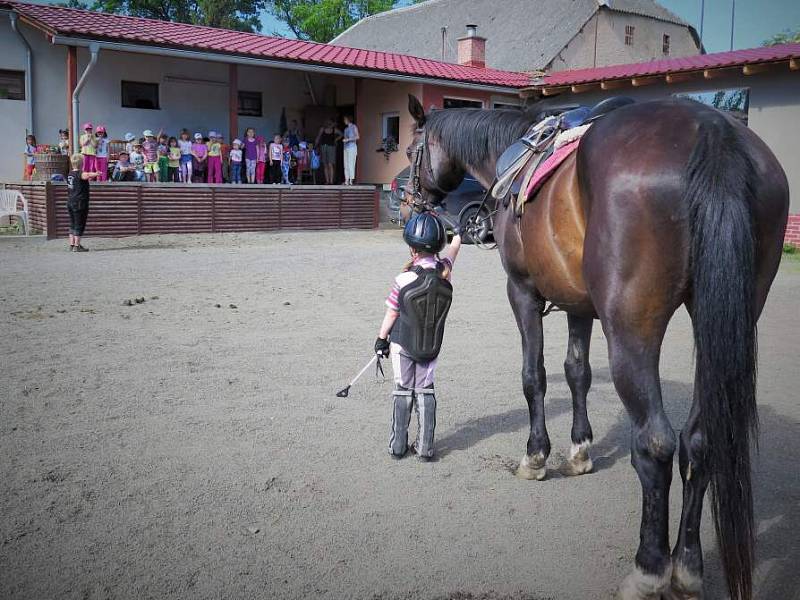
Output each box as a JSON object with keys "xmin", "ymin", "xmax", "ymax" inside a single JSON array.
[{"xmin": 404, "ymin": 126, "xmax": 563, "ymax": 318}]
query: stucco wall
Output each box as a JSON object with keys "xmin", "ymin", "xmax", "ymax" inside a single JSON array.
[
  {"xmin": 531, "ymin": 70, "xmax": 800, "ymax": 214},
  {"xmin": 0, "ymin": 20, "xmax": 358, "ymax": 181},
  {"xmin": 71, "ymin": 49, "xmax": 354, "ymax": 143},
  {"xmin": 548, "ymin": 10, "xmax": 699, "ymax": 72},
  {"xmin": 0, "ymin": 18, "xmax": 67, "ymax": 180},
  {"xmin": 354, "ymin": 81, "xmax": 519, "ymax": 185},
  {"xmin": 354, "ymin": 79, "xmax": 423, "ymax": 186}
]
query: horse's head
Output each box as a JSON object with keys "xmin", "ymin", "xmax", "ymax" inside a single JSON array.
[{"xmin": 402, "ymin": 95, "xmax": 466, "ymax": 219}]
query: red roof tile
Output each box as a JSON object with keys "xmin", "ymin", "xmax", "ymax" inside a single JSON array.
[
  {"xmin": 4, "ymin": 0, "xmax": 530, "ymax": 88},
  {"xmin": 537, "ymin": 43, "xmax": 800, "ymax": 87}
]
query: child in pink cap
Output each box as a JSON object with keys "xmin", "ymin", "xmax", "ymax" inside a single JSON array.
[
  {"xmin": 79, "ymin": 122, "xmax": 97, "ymax": 173},
  {"xmin": 95, "ymin": 125, "xmax": 109, "ymax": 181}
]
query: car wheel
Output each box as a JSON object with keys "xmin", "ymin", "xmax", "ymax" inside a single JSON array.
[{"xmin": 460, "ymin": 206, "xmax": 492, "ymax": 245}]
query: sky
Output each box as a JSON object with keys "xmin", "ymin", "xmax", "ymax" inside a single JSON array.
[{"xmin": 260, "ymin": 0, "xmax": 800, "ymax": 52}]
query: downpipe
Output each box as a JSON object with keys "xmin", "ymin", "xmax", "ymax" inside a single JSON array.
[
  {"xmin": 8, "ymin": 12, "xmax": 33, "ymax": 135},
  {"xmin": 72, "ymin": 43, "xmax": 100, "ymax": 154}
]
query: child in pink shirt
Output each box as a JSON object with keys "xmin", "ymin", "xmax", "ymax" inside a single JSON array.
[
  {"xmin": 191, "ymin": 133, "xmax": 207, "ymax": 183},
  {"xmin": 255, "ymin": 136, "xmax": 267, "ymax": 184}
]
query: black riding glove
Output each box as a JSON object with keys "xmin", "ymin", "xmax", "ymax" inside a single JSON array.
[{"xmin": 374, "ymin": 337, "xmax": 390, "ymax": 358}]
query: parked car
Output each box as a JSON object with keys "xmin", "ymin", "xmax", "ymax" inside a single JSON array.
[{"xmin": 388, "ymin": 167, "xmax": 494, "ymax": 244}]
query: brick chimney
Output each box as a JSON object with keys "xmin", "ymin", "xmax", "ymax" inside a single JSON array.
[{"xmin": 457, "ymin": 24, "xmax": 486, "ymax": 69}]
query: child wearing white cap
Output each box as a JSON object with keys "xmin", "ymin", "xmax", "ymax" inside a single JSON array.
[
  {"xmin": 229, "ymin": 139, "xmax": 243, "ymax": 184},
  {"xmin": 141, "ymin": 129, "xmax": 161, "ymax": 182}
]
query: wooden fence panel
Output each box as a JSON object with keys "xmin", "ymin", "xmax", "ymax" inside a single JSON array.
[
  {"xmin": 140, "ymin": 186, "xmax": 213, "ymax": 234},
  {"xmin": 2, "ymin": 182, "xmax": 378, "ymax": 237},
  {"xmin": 213, "ymin": 187, "xmax": 281, "ymax": 232}
]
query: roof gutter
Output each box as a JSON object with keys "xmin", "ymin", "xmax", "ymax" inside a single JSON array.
[
  {"xmin": 6, "ymin": 11, "xmax": 34, "ymax": 134},
  {"xmin": 72, "ymin": 43, "xmax": 100, "ymax": 154},
  {"xmin": 49, "ymin": 35, "xmax": 523, "ymax": 95}
]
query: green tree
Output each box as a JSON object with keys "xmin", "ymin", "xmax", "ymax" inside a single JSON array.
[
  {"xmin": 268, "ymin": 0, "xmax": 417, "ymax": 42},
  {"xmin": 762, "ymin": 28, "xmax": 800, "ymax": 46},
  {"xmin": 60, "ymin": 0, "xmax": 266, "ymax": 32}
]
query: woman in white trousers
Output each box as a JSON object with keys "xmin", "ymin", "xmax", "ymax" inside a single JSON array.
[{"xmin": 342, "ymin": 115, "xmax": 359, "ymax": 185}]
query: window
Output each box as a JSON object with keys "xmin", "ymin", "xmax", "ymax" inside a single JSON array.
[
  {"xmin": 624, "ymin": 25, "xmax": 635, "ymax": 46},
  {"xmin": 238, "ymin": 90, "xmax": 262, "ymax": 117},
  {"xmin": 443, "ymin": 97, "xmax": 483, "ymax": 109},
  {"xmin": 493, "ymin": 102, "xmax": 521, "ymax": 110},
  {"xmin": 0, "ymin": 69, "xmax": 25, "ymax": 100},
  {"xmin": 382, "ymin": 112, "xmax": 400, "ymax": 143},
  {"xmin": 675, "ymin": 88, "xmax": 750, "ymax": 125},
  {"xmin": 121, "ymin": 81, "xmax": 159, "ymax": 109},
  {"xmin": 662, "ymin": 34, "xmax": 671, "ymax": 55}
]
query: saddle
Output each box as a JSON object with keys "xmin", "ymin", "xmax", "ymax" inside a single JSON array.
[{"xmin": 493, "ymin": 97, "xmax": 635, "ymax": 212}]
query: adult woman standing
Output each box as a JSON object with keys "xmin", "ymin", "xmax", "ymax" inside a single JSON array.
[
  {"xmin": 315, "ymin": 119, "xmax": 341, "ymax": 185},
  {"xmin": 342, "ymin": 115, "xmax": 360, "ymax": 185}
]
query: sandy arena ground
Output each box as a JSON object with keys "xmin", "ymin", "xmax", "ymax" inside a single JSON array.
[{"xmin": 0, "ymin": 230, "xmax": 798, "ymax": 600}]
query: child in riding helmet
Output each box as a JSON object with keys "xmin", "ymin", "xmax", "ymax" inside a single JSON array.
[{"xmin": 375, "ymin": 212, "xmax": 461, "ymax": 460}]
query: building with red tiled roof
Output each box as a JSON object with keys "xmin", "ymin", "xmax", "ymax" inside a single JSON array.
[
  {"xmin": 0, "ymin": 0, "xmax": 528, "ymax": 184},
  {"xmin": 523, "ymin": 42, "xmax": 800, "ymax": 247}
]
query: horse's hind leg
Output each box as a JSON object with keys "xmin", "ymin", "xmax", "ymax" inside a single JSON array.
[
  {"xmin": 665, "ymin": 395, "xmax": 706, "ymax": 600},
  {"xmin": 506, "ymin": 275, "xmax": 550, "ymax": 480},
  {"xmin": 603, "ymin": 322, "xmax": 676, "ymax": 600},
  {"xmin": 562, "ymin": 313, "xmax": 594, "ymax": 476}
]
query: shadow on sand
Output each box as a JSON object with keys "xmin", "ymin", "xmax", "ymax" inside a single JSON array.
[{"xmin": 435, "ymin": 371, "xmax": 797, "ymax": 597}]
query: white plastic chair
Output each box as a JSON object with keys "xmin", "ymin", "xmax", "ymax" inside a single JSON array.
[{"xmin": 0, "ymin": 189, "xmax": 29, "ymax": 235}]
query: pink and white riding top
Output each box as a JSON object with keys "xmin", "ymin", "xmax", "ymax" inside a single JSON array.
[{"xmin": 385, "ymin": 255, "xmax": 453, "ymax": 311}]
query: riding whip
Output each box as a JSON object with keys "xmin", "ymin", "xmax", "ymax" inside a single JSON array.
[{"xmin": 335, "ymin": 355, "xmax": 385, "ymax": 398}]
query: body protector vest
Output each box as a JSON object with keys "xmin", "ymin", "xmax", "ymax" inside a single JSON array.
[{"xmin": 392, "ymin": 265, "xmax": 453, "ymax": 362}]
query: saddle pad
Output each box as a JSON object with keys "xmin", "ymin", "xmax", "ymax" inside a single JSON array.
[{"xmin": 524, "ymin": 139, "xmax": 581, "ymax": 200}]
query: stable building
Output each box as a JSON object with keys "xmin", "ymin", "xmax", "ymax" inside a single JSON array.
[{"xmin": 0, "ymin": 0, "xmax": 526, "ymax": 186}]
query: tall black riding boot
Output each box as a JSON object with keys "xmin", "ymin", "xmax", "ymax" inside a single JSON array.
[
  {"xmin": 388, "ymin": 385, "xmax": 413, "ymax": 458},
  {"xmin": 413, "ymin": 387, "xmax": 437, "ymax": 460}
]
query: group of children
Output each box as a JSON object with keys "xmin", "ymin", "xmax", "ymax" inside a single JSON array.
[{"xmin": 72, "ymin": 124, "xmax": 320, "ymax": 184}]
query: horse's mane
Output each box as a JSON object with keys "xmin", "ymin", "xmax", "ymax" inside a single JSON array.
[{"xmin": 425, "ymin": 108, "xmax": 536, "ymax": 172}]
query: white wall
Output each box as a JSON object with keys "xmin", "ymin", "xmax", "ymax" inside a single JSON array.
[
  {"xmin": 0, "ymin": 18, "xmax": 359, "ymax": 183},
  {"xmin": 0, "ymin": 17, "xmax": 47, "ymax": 180}
]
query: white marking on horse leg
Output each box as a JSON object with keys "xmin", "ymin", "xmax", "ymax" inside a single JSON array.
[
  {"xmin": 619, "ymin": 565, "xmax": 671, "ymax": 600},
  {"xmin": 563, "ymin": 440, "xmax": 593, "ymax": 476},
  {"xmin": 662, "ymin": 561, "xmax": 704, "ymax": 600},
  {"xmin": 515, "ymin": 452, "xmax": 547, "ymax": 480}
]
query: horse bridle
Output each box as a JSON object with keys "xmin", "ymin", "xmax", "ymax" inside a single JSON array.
[
  {"xmin": 407, "ymin": 128, "xmax": 451, "ymax": 213},
  {"xmin": 405, "ymin": 126, "xmax": 499, "ymax": 249}
]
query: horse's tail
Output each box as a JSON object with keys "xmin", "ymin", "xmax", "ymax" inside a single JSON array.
[{"xmin": 685, "ymin": 112, "xmax": 758, "ymax": 600}]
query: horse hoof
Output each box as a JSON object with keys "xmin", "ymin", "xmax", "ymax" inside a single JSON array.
[
  {"xmin": 661, "ymin": 562, "xmax": 703, "ymax": 600},
  {"xmin": 515, "ymin": 453, "xmax": 547, "ymax": 480},
  {"xmin": 619, "ymin": 566, "xmax": 671, "ymax": 600},
  {"xmin": 562, "ymin": 441, "xmax": 593, "ymax": 476}
]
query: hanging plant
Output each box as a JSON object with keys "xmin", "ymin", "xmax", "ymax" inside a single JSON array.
[{"xmin": 377, "ymin": 136, "xmax": 398, "ymax": 161}]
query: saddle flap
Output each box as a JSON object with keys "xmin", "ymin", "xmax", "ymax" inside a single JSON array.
[{"xmin": 495, "ymin": 139, "xmax": 533, "ymax": 181}]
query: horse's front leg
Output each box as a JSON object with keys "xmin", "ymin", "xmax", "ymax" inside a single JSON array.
[
  {"xmin": 506, "ymin": 275, "xmax": 550, "ymax": 480},
  {"xmin": 562, "ymin": 313, "xmax": 594, "ymax": 476}
]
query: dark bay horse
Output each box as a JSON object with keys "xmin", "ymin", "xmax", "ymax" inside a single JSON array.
[{"xmin": 403, "ymin": 94, "xmax": 789, "ymax": 600}]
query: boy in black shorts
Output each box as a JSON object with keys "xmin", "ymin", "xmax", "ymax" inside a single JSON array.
[{"xmin": 67, "ymin": 153, "xmax": 100, "ymax": 252}]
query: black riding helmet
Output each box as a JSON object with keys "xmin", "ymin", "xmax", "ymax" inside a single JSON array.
[{"xmin": 403, "ymin": 212, "xmax": 446, "ymax": 254}]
